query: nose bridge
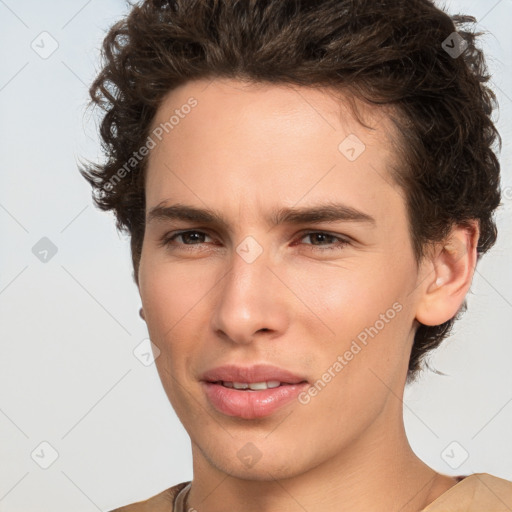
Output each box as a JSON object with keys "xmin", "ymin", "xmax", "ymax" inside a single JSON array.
[
  {"xmin": 223, "ymin": 233, "xmax": 272, "ymax": 307},
  {"xmin": 211, "ymin": 233, "xmax": 282, "ymax": 342}
]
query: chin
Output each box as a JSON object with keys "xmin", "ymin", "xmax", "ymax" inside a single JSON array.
[
  {"xmin": 218, "ymin": 458, "xmax": 304, "ymax": 482},
  {"xmin": 199, "ymin": 439, "xmax": 310, "ymax": 482}
]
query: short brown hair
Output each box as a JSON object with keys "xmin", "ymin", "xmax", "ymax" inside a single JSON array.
[{"xmin": 80, "ymin": 0, "xmax": 502, "ymax": 381}]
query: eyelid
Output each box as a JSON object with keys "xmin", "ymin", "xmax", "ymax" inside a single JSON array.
[
  {"xmin": 297, "ymin": 229, "xmax": 352, "ymax": 244},
  {"xmin": 159, "ymin": 228, "xmax": 352, "ymax": 251},
  {"xmin": 157, "ymin": 229, "xmax": 215, "ymax": 248},
  {"xmin": 296, "ymin": 231, "xmax": 352, "ymax": 251}
]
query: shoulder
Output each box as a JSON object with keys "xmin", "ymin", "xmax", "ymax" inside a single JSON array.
[
  {"xmin": 107, "ymin": 481, "xmax": 191, "ymax": 512},
  {"xmin": 423, "ymin": 473, "xmax": 512, "ymax": 511}
]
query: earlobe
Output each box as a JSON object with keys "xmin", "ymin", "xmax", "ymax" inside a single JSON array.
[
  {"xmin": 415, "ymin": 220, "xmax": 479, "ymax": 327},
  {"xmin": 139, "ymin": 307, "xmax": 146, "ymax": 321}
]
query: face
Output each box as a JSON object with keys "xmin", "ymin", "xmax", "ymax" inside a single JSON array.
[{"xmin": 138, "ymin": 78, "xmax": 426, "ymax": 481}]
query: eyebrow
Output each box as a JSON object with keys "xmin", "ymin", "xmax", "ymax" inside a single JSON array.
[{"xmin": 147, "ymin": 201, "xmax": 376, "ymax": 229}]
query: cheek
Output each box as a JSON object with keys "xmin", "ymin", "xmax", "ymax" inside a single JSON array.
[
  {"xmin": 138, "ymin": 257, "xmax": 215, "ymax": 370},
  {"xmin": 283, "ymin": 260, "xmax": 397, "ymax": 328},
  {"xmin": 302, "ymin": 274, "xmax": 409, "ymax": 428},
  {"xmin": 138, "ymin": 259, "xmax": 203, "ymax": 410},
  {"xmin": 291, "ymin": 262, "xmax": 411, "ymax": 376},
  {"xmin": 139, "ymin": 258, "xmax": 197, "ymax": 324}
]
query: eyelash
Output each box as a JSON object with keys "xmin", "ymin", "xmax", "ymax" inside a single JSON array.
[{"xmin": 159, "ymin": 230, "xmax": 351, "ymax": 253}]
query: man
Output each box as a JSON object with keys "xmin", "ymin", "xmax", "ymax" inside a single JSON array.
[{"xmin": 81, "ymin": 0, "xmax": 511, "ymax": 510}]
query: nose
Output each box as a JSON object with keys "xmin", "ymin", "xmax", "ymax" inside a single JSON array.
[{"xmin": 210, "ymin": 240, "xmax": 289, "ymax": 346}]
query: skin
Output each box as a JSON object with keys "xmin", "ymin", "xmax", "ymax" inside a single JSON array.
[{"xmin": 137, "ymin": 78, "xmax": 479, "ymax": 512}]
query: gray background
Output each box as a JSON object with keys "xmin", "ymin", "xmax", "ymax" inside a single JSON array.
[{"xmin": 0, "ymin": 0, "xmax": 510, "ymax": 510}]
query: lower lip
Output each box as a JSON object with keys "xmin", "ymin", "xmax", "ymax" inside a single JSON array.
[{"xmin": 201, "ymin": 381, "xmax": 309, "ymax": 419}]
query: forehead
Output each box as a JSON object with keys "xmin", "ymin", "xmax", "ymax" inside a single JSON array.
[
  {"xmin": 149, "ymin": 77, "xmax": 397, "ymax": 147},
  {"xmin": 145, "ymin": 78, "xmax": 405, "ymax": 226}
]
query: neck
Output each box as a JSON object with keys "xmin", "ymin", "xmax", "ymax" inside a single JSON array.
[{"xmin": 187, "ymin": 408, "xmax": 457, "ymax": 512}]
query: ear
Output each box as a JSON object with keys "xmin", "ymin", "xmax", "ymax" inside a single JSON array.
[{"xmin": 415, "ymin": 220, "xmax": 480, "ymax": 327}]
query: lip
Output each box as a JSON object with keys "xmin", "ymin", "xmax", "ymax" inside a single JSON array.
[
  {"xmin": 200, "ymin": 363, "xmax": 308, "ymax": 385},
  {"xmin": 201, "ymin": 381, "xmax": 310, "ymax": 419},
  {"xmin": 200, "ymin": 364, "xmax": 309, "ymax": 419}
]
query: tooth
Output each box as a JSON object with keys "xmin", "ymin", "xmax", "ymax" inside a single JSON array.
[
  {"xmin": 223, "ymin": 381, "xmax": 284, "ymax": 390},
  {"xmin": 248, "ymin": 382, "xmax": 268, "ymax": 390}
]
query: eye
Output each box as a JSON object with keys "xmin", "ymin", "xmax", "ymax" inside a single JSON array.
[
  {"xmin": 159, "ymin": 230, "xmax": 213, "ymax": 249},
  {"xmin": 296, "ymin": 231, "xmax": 351, "ymax": 252},
  {"xmin": 159, "ymin": 229, "xmax": 351, "ymax": 253}
]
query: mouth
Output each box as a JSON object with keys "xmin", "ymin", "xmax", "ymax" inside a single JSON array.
[
  {"xmin": 201, "ymin": 380, "xmax": 310, "ymax": 419},
  {"xmin": 199, "ymin": 363, "xmax": 310, "ymax": 418},
  {"xmin": 200, "ymin": 363, "xmax": 308, "ymax": 386},
  {"xmin": 206, "ymin": 380, "xmax": 308, "ymax": 390}
]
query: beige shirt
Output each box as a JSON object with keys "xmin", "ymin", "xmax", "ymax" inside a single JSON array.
[{"xmin": 110, "ymin": 473, "xmax": 512, "ymax": 511}]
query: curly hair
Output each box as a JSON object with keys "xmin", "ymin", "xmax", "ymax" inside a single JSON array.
[{"xmin": 80, "ymin": 0, "xmax": 502, "ymax": 381}]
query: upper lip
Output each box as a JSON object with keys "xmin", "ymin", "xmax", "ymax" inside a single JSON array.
[{"xmin": 201, "ymin": 364, "xmax": 308, "ymax": 384}]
